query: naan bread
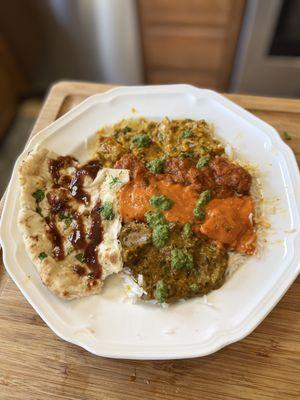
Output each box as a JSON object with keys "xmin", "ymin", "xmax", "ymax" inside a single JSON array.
[{"xmin": 18, "ymin": 145, "xmax": 129, "ymax": 299}]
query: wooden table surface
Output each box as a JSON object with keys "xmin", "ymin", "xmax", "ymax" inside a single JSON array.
[{"xmin": 0, "ymin": 81, "xmax": 300, "ymax": 400}]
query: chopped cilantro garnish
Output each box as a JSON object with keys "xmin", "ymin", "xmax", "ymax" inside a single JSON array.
[
  {"xmin": 180, "ymin": 150, "xmax": 194, "ymax": 159},
  {"xmin": 131, "ymin": 133, "xmax": 151, "ymax": 148},
  {"xmin": 33, "ymin": 189, "xmax": 45, "ymax": 216},
  {"xmin": 193, "ymin": 190, "xmax": 212, "ymax": 220},
  {"xmin": 32, "ymin": 189, "xmax": 45, "ymax": 203},
  {"xmin": 66, "ymin": 246, "xmax": 74, "ymax": 255},
  {"xmin": 64, "ymin": 217, "xmax": 72, "ymax": 228},
  {"xmin": 171, "ymin": 248, "xmax": 194, "ymax": 270},
  {"xmin": 109, "ymin": 176, "xmax": 121, "ymax": 188},
  {"xmin": 150, "ymin": 195, "xmax": 174, "ymax": 211},
  {"xmin": 146, "ymin": 157, "xmax": 166, "ymax": 174},
  {"xmin": 190, "ymin": 283, "xmax": 199, "ymax": 292},
  {"xmin": 154, "ymin": 280, "xmax": 168, "ymax": 303},
  {"xmin": 100, "ymin": 201, "xmax": 115, "ymax": 220},
  {"xmin": 196, "ymin": 155, "xmax": 210, "ymax": 169},
  {"xmin": 152, "ymin": 224, "xmax": 170, "ymax": 248},
  {"xmin": 75, "ymin": 253, "xmax": 85, "ymax": 263},
  {"xmin": 58, "ymin": 211, "xmax": 73, "ymax": 228},
  {"xmin": 36, "ymin": 205, "xmax": 43, "ymax": 216},
  {"xmin": 145, "ymin": 210, "xmax": 166, "ymax": 228},
  {"xmin": 194, "ymin": 207, "xmax": 206, "ymax": 220},
  {"xmin": 123, "ymin": 126, "xmax": 132, "ymax": 133},
  {"xmin": 182, "ymin": 129, "xmax": 193, "ymax": 138},
  {"xmin": 145, "ymin": 210, "xmax": 169, "ymax": 248},
  {"xmin": 182, "ymin": 223, "xmax": 193, "ymax": 238},
  {"xmin": 283, "ymin": 131, "xmax": 292, "ymax": 140},
  {"xmin": 38, "ymin": 252, "xmax": 47, "ymax": 261},
  {"xmin": 197, "ymin": 190, "xmax": 212, "ymax": 208}
]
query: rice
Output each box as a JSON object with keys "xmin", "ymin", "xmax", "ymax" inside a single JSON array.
[{"xmin": 121, "ymin": 269, "xmax": 146, "ymax": 303}]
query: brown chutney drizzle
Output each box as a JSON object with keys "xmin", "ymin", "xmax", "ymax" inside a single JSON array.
[
  {"xmin": 46, "ymin": 188, "xmax": 70, "ymax": 214},
  {"xmin": 68, "ymin": 213, "xmax": 86, "ymax": 250},
  {"xmin": 66, "ymin": 203, "xmax": 104, "ymax": 279},
  {"xmin": 46, "ymin": 156, "xmax": 103, "ymax": 279},
  {"xmin": 49, "ymin": 156, "xmax": 77, "ymax": 186},
  {"xmin": 84, "ymin": 202, "xmax": 103, "ymax": 280},
  {"xmin": 69, "ymin": 160, "xmax": 101, "ymax": 204},
  {"xmin": 73, "ymin": 265, "xmax": 86, "ymax": 276},
  {"xmin": 45, "ymin": 215, "xmax": 65, "ymax": 260}
]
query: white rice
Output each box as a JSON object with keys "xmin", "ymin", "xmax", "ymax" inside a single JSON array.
[{"xmin": 122, "ymin": 269, "xmax": 146, "ymax": 303}]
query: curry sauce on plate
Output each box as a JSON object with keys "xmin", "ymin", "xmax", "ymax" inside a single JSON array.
[{"xmin": 95, "ymin": 117, "xmax": 257, "ymax": 303}]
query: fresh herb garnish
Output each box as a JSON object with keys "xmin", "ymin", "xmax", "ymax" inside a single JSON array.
[
  {"xmin": 152, "ymin": 224, "xmax": 169, "ymax": 248},
  {"xmin": 123, "ymin": 126, "xmax": 132, "ymax": 133},
  {"xmin": 38, "ymin": 252, "xmax": 47, "ymax": 261},
  {"xmin": 196, "ymin": 155, "xmax": 210, "ymax": 169},
  {"xmin": 182, "ymin": 129, "xmax": 193, "ymax": 138},
  {"xmin": 194, "ymin": 207, "xmax": 206, "ymax": 220},
  {"xmin": 32, "ymin": 189, "xmax": 45, "ymax": 203},
  {"xmin": 154, "ymin": 280, "xmax": 168, "ymax": 303},
  {"xmin": 109, "ymin": 176, "xmax": 121, "ymax": 188},
  {"xmin": 58, "ymin": 211, "xmax": 73, "ymax": 228},
  {"xmin": 150, "ymin": 195, "xmax": 174, "ymax": 211},
  {"xmin": 171, "ymin": 248, "xmax": 194, "ymax": 270},
  {"xmin": 193, "ymin": 190, "xmax": 212, "ymax": 220},
  {"xmin": 146, "ymin": 157, "xmax": 166, "ymax": 174},
  {"xmin": 100, "ymin": 201, "xmax": 115, "ymax": 220},
  {"xmin": 145, "ymin": 210, "xmax": 166, "ymax": 228},
  {"xmin": 283, "ymin": 131, "xmax": 292, "ymax": 140},
  {"xmin": 32, "ymin": 189, "xmax": 45, "ymax": 216},
  {"xmin": 36, "ymin": 206, "xmax": 43, "ymax": 216},
  {"xmin": 180, "ymin": 150, "xmax": 194, "ymax": 159},
  {"xmin": 66, "ymin": 246, "xmax": 74, "ymax": 255},
  {"xmin": 190, "ymin": 283, "xmax": 199, "ymax": 292},
  {"xmin": 131, "ymin": 133, "xmax": 151, "ymax": 148},
  {"xmin": 182, "ymin": 223, "xmax": 193, "ymax": 238},
  {"xmin": 197, "ymin": 190, "xmax": 212, "ymax": 208},
  {"xmin": 145, "ymin": 210, "xmax": 170, "ymax": 248},
  {"xmin": 75, "ymin": 253, "xmax": 85, "ymax": 263}
]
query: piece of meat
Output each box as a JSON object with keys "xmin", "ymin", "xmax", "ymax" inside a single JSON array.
[
  {"xmin": 163, "ymin": 157, "xmax": 194, "ymax": 184},
  {"xmin": 213, "ymin": 186, "xmax": 235, "ymax": 199},
  {"xmin": 210, "ymin": 157, "xmax": 252, "ymax": 194},
  {"xmin": 190, "ymin": 166, "xmax": 215, "ymax": 191},
  {"xmin": 114, "ymin": 154, "xmax": 147, "ymax": 179},
  {"xmin": 97, "ymin": 137, "xmax": 125, "ymax": 166},
  {"xmin": 119, "ymin": 222, "xmax": 152, "ymax": 263},
  {"xmin": 162, "ymin": 158, "xmax": 214, "ymax": 191}
]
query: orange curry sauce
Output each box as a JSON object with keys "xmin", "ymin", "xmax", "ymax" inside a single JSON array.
[{"xmin": 118, "ymin": 175, "xmax": 256, "ymax": 255}]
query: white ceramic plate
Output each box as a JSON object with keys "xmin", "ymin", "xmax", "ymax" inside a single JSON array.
[{"xmin": 1, "ymin": 85, "xmax": 300, "ymax": 360}]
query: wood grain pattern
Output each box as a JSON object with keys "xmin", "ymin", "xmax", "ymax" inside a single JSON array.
[
  {"xmin": 146, "ymin": 68, "xmax": 220, "ymax": 89},
  {"xmin": 0, "ymin": 81, "xmax": 300, "ymax": 400},
  {"xmin": 138, "ymin": 0, "xmax": 234, "ymax": 27},
  {"xmin": 138, "ymin": 0, "xmax": 245, "ymax": 90},
  {"xmin": 142, "ymin": 26, "xmax": 226, "ymax": 71}
]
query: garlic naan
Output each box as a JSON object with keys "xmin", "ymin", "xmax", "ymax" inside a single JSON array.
[{"xmin": 18, "ymin": 145, "xmax": 129, "ymax": 299}]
